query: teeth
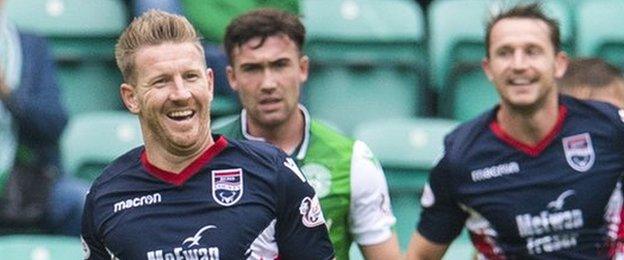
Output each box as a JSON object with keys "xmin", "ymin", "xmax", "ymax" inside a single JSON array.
[
  {"xmin": 510, "ymin": 78, "xmax": 532, "ymax": 85},
  {"xmin": 168, "ymin": 110, "xmax": 193, "ymax": 118}
]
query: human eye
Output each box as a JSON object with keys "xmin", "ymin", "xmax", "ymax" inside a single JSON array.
[
  {"xmin": 273, "ymin": 59, "xmax": 289, "ymax": 69},
  {"xmin": 184, "ymin": 72, "xmax": 200, "ymax": 82},
  {"xmin": 526, "ymin": 46, "xmax": 543, "ymax": 56},
  {"xmin": 496, "ymin": 48, "xmax": 512, "ymax": 58},
  {"xmin": 240, "ymin": 64, "xmax": 261, "ymax": 73},
  {"xmin": 151, "ymin": 77, "xmax": 168, "ymax": 88}
]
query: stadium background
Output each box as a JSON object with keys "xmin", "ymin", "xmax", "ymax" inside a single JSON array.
[{"xmin": 1, "ymin": 0, "xmax": 622, "ymax": 259}]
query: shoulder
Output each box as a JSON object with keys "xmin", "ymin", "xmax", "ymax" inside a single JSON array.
[
  {"xmin": 442, "ymin": 108, "xmax": 496, "ymax": 161},
  {"xmin": 221, "ymin": 136, "xmax": 287, "ymax": 169},
  {"xmin": 310, "ymin": 119, "xmax": 354, "ymax": 150},
  {"xmin": 350, "ymin": 140, "xmax": 386, "ymax": 191},
  {"xmin": 224, "ymin": 136, "xmax": 310, "ymax": 191},
  {"xmin": 561, "ymin": 95, "xmax": 624, "ymax": 128},
  {"xmin": 89, "ymin": 147, "xmax": 144, "ymax": 193}
]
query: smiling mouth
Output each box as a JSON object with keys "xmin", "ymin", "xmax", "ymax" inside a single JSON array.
[
  {"xmin": 167, "ymin": 110, "xmax": 195, "ymax": 121},
  {"xmin": 507, "ymin": 77, "xmax": 538, "ymax": 86}
]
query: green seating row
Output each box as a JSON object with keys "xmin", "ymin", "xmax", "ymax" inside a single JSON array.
[
  {"xmin": 303, "ymin": 0, "xmax": 624, "ymax": 129},
  {"xmin": 302, "ymin": 0, "xmax": 429, "ymax": 134},
  {"xmin": 5, "ymin": 0, "xmax": 239, "ymax": 117},
  {"xmin": 6, "ymin": 0, "xmax": 127, "ymax": 116},
  {"xmin": 7, "ymin": 0, "xmax": 624, "ymax": 126},
  {"xmin": 431, "ymin": 0, "xmax": 624, "ymax": 121},
  {"xmin": 354, "ymin": 117, "xmax": 459, "ymax": 250},
  {"xmin": 61, "ymin": 111, "xmax": 143, "ymax": 181},
  {"xmin": 0, "ymin": 235, "xmax": 83, "ymax": 259}
]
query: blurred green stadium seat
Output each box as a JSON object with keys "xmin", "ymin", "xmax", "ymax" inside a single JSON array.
[
  {"xmin": 576, "ymin": 0, "xmax": 624, "ymax": 69},
  {"xmin": 6, "ymin": 0, "xmax": 127, "ymax": 115},
  {"xmin": 442, "ymin": 66, "xmax": 498, "ymax": 122},
  {"xmin": 61, "ymin": 111, "xmax": 143, "ymax": 182},
  {"xmin": 0, "ymin": 235, "xmax": 83, "ymax": 259},
  {"xmin": 443, "ymin": 230, "xmax": 475, "ymax": 260},
  {"xmin": 211, "ymin": 114, "xmax": 240, "ymax": 130},
  {"xmin": 429, "ymin": 0, "xmax": 573, "ymax": 120},
  {"xmin": 302, "ymin": 0, "xmax": 428, "ymax": 134},
  {"xmin": 354, "ymin": 117, "xmax": 459, "ymax": 250},
  {"xmin": 211, "ymin": 97, "xmax": 240, "ymax": 118},
  {"xmin": 348, "ymin": 243, "xmax": 364, "ymax": 260}
]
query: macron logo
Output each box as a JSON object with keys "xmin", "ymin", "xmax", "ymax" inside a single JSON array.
[
  {"xmin": 471, "ymin": 162, "xmax": 520, "ymax": 182},
  {"xmin": 113, "ymin": 193, "xmax": 162, "ymax": 213}
]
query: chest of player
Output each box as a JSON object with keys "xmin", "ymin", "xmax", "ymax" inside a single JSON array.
[
  {"xmin": 94, "ymin": 169, "xmax": 278, "ymax": 259},
  {"xmin": 451, "ymin": 129, "xmax": 624, "ymax": 253}
]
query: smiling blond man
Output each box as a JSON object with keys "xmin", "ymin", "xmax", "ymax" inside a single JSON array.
[{"xmin": 80, "ymin": 10, "xmax": 333, "ymax": 260}]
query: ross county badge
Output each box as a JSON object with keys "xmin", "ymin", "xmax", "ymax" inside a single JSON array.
[
  {"xmin": 212, "ymin": 168, "xmax": 244, "ymax": 206},
  {"xmin": 562, "ymin": 133, "xmax": 595, "ymax": 172}
]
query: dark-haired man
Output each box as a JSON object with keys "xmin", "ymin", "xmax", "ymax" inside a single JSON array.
[
  {"xmin": 215, "ymin": 8, "xmax": 400, "ymax": 260},
  {"xmin": 408, "ymin": 3, "xmax": 624, "ymax": 259}
]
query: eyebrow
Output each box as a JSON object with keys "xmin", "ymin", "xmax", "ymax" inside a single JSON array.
[{"xmin": 239, "ymin": 57, "xmax": 291, "ymax": 67}]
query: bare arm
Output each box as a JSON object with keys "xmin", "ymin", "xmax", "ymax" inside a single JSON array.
[
  {"xmin": 405, "ymin": 232, "xmax": 449, "ymax": 260},
  {"xmin": 359, "ymin": 232, "xmax": 401, "ymax": 260}
]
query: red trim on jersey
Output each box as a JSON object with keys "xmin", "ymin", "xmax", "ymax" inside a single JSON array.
[
  {"xmin": 611, "ymin": 201, "xmax": 624, "ymax": 257},
  {"xmin": 489, "ymin": 105, "xmax": 568, "ymax": 157},
  {"xmin": 470, "ymin": 233, "xmax": 505, "ymax": 260},
  {"xmin": 141, "ymin": 136, "xmax": 228, "ymax": 186}
]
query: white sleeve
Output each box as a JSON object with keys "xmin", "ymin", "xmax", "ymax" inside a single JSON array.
[{"xmin": 349, "ymin": 140, "xmax": 397, "ymax": 246}]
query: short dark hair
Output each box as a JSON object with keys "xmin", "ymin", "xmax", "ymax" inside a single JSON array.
[
  {"xmin": 485, "ymin": 2, "xmax": 560, "ymax": 58},
  {"xmin": 224, "ymin": 8, "xmax": 305, "ymax": 64},
  {"xmin": 559, "ymin": 58, "xmax": 623, "ymax": 89}
]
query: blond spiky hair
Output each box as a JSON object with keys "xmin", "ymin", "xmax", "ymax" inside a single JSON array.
[{"xmin": 115, "ymin": 10, "xmax": 203, "ymax": 85}]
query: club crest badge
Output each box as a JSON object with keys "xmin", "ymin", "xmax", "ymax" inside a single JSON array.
[
  {"xmin": 299, "ymin": 195, "xmax": 325, "ymax": 228},
  {"xmin": 212, "ymin": 168, "xmax": 243, "ymax": 206},
  {"xmin": 562, "ymin": 133, "xmax": 595, "ymax": 172}
]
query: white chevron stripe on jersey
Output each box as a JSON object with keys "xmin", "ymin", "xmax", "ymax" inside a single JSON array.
[{"xmin": 246, "ymin": 219, "xmax": 278, "ymax": 260}]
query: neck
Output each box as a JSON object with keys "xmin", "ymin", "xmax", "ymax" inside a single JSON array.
[
  {"xmin": 144, "ymin": 132, "xmax": 214, "ymax": 173},
  {"xmin": 247, "ymin": 109, "xmax": 305, "ymax": 155},
  {"xmin": 496, "ymin": 95, "xmax": 559, "ymax": 146}
]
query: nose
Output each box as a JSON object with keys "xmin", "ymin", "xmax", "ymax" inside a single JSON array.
[
  {"xmin": 511, "ymin": 50, "xmax": 528, "ymax": 71},
  {"xmin": 169, "ymin": 75, "xmax": 192, "ymax": 101},
  {"xmin": 260, "ymin": 69, "xmax": 278, "ymax": 92}
]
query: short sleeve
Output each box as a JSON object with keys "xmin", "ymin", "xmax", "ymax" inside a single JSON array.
[
  {"xmin": 349, "ymin": 140, "xmax": 396, "ymax": 245},
  {"xmin": 275, "ymin": 156, "xmax": 335, "ymax": 260},
  {"xmin": 81, "ymin": 190, "xmax": 109, "ymax": 259},
  {"xmin": 416, "ymin": 155, "xmax": 468, "ymax": 244}
]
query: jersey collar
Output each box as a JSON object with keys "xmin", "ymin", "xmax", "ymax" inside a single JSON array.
[
  {"xmin": 489, "ymin": 105, "xmax": 568, "ymax": 157},
  {"xmin": 240, "ymin": 104, "xmax": 310, "ymax": 161},
  {"xmin": 140, "ymin": 135, "xmax": 228, "ymax": 186}
]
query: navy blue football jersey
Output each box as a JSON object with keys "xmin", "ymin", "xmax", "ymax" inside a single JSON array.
[
  {"xmin": 418, "ymin": 96, "xmax": 624, "ymax": 259},
  {"xmin": 81, "ymin": 135, "xmax": 334, "ymax": 260}
]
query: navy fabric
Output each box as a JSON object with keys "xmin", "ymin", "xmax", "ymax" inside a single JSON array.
[
  {"xmin": 82, "ymin": 135, "xmax": 334, "ymax": 259},
  {"xmin": 418, "ymin": 96, "xmax": 624, "ymax": 259}
]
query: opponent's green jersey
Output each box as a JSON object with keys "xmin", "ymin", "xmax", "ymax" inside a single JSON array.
[{"xmin": 214, "ymin": 107, "xmax": 395, "ymax": 259}]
